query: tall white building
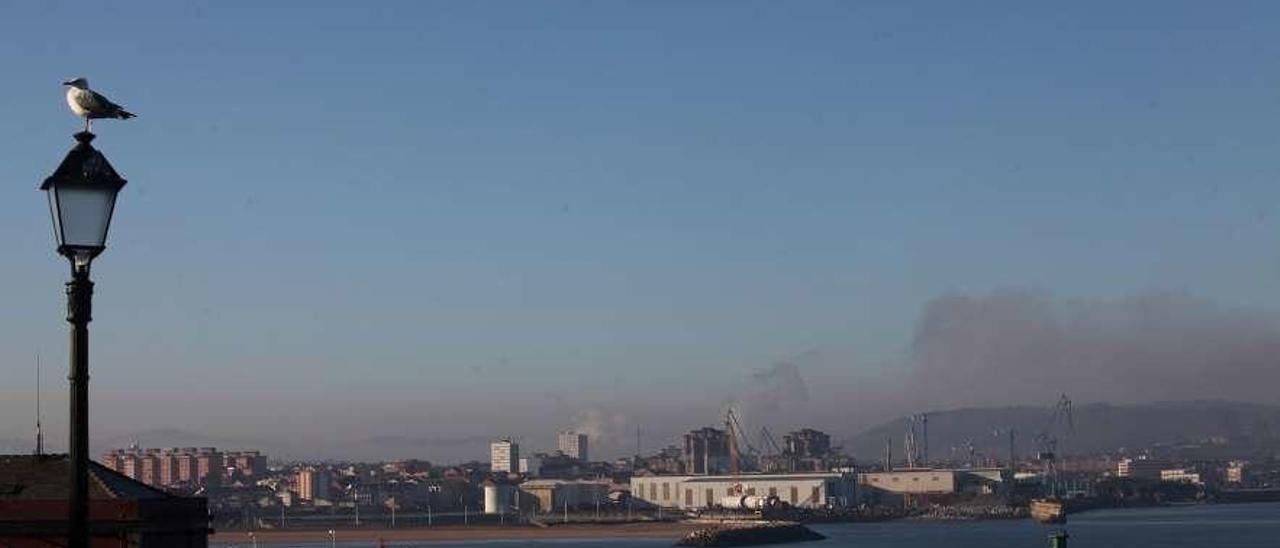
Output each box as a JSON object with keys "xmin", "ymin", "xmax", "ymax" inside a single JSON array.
[
  {"xmin": 558, "ymin": 430, "xmax": 589, "ymax": 462},
  {"xmin": 491, "ymin": 438, "xmax": 520, "ymax": 474}
]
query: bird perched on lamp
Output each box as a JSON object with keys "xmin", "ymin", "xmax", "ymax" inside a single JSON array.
[{"xmin": 63, "ymin": 77, "xmax": 135, "ymax": 132}]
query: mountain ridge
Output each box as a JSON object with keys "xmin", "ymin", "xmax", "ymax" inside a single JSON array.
[{"xmin": 843, "ymin": 399, "xmax": 1280, "ymax": 461}]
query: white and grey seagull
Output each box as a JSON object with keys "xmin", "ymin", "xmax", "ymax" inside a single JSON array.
[{"xmin": 63, "ymin": 77, "xmax": 135, "ymax": 132}]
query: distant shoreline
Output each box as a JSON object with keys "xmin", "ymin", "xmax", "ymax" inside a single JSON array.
[{"xmin": 210, "ymin": 522, "xmax": 703, "ymax": 544}]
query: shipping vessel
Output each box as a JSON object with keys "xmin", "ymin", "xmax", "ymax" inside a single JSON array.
[{"xmin": 1030, "ymin": 498, "xmax": 1066, "ymax": 524}]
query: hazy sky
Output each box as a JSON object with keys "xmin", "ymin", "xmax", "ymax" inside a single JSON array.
[{"xmin": 2, "ymin": 1, "xmax": 1280, "ymax": 461}]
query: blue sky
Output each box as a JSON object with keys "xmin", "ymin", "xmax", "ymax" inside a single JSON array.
[{"xmin": 2, "ymin": 1, "xmax": 1279, "ymax": 460}]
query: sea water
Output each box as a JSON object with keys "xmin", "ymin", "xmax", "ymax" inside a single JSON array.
[{"xmin": 216, "ymin": 502, "xmax": 1280, "ymax": 548}]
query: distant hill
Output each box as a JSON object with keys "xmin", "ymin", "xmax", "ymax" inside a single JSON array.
[{"xmin": 844, "ymin": 400, "xmax": 1280, "ymax": 461}]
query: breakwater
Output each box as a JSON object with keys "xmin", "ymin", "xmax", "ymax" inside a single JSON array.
[
  {"xmin": 675, "ymin": 522, "xmax": 825, "ymax": 547},
  {"xmin": 912, "ymin": 504, "xmax": 1028, "ymax": 521}
]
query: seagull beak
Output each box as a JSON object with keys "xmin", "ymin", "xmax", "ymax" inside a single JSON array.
[{"xmin": 61, "ymin": 81, "xmax": 72, "ymax": 86}]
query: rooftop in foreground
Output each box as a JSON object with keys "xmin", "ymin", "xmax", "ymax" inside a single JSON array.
[{"xmin": 0, "ymin": 454, "xmax": 209, "ymax": 548}]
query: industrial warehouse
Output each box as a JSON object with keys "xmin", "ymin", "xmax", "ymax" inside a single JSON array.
[
  {"xmin": 631, "ymin": 472, "xmax": 858, "ymax": 510},
  {"xmin": 856, "ymin": 468, "xmax": 1006, "ymax": 504},
  {"xmin": 628, "ymin": 410, "xmax": 1012, "ymax": 513}
]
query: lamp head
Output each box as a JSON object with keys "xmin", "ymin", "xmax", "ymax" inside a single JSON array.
[{"xmin": 42, "ymin": 132, "xmax": 126, "ymax": 269}]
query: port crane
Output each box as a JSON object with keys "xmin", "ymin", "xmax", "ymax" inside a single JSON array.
[
  {"xmin": 1034, "ymin": 394, "xmax": 1074, "ymax": 461},
  {"xmin": 902, "ymin": 413, "xmax": 929, "ymax": 468},
  {"xmin": 759, "ymin": 426, "xmax": 783, "ymax": 457},
  {"xmin": 1034, "ymin": 394, "xmax": 1074, "ymax": 497},
  {"xmin": 904, "ymin": 425, "xmax": 918, "ymax": 468},
  {"xmin": 724, "ymin": 407, "xmax": 761, "ymax": 478},
  {"xmin": 758, "ymin": 426, "xmax": 787, "ymax": 472},
  {"xmin": 955, "ymin": 437, "xmax": 976, "ymax": 468}
]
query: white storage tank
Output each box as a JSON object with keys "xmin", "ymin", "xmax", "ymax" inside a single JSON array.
[
  {"xmin": 718, "ymin": 494, "xmax": 770, "ymax": 510},
  {"xmin": 484, "ymin": 483, "xmax": 509, "ymax": 514}
]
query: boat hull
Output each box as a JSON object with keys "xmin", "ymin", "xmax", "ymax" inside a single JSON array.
[{"xmin": 1030, "ymin": 499, "xmax": 1066, "ymax": 524}]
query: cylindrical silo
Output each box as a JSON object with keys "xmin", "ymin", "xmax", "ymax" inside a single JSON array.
[{"xmin": 484, "ymin": 483, "xmax": 506, "ymax": 514}]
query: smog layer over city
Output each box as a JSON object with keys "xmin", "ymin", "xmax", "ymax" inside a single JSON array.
[{"xmin": 2, "ymin": 2, "xmax": 1280, "ymax": 548}]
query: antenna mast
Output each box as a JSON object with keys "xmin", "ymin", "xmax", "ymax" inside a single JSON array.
[
  {"xmin": 922, "ymin": 413, "xmax": 929, "ymax": 466},
  {"xmin": 35, "ymin": 352, "xmax": 44, "ymax": 456},
  {"xmin": 1008, "ymin": 429, "xmax": 1016, "ymax": 475}
]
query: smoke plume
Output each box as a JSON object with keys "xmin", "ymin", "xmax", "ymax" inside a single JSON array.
[
  {"xmin": 908, "ymin": 290, "xmax": 1280, "ymax": 408},
  {"xmin": 570, "ymin": 408, "xmax": 629, "ymax": 454},
  {"xmin": 731, "ymin": 361, "xmax": 813, "ymax": 434}
]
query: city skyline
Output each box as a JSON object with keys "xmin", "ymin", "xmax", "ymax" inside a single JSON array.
[{"xmin": 3, "ymin": 1, "xmax": 1280, "ymax": 462}]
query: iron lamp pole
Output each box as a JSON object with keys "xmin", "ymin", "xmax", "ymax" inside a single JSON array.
[{"xmin": 41, "ymin": 131, "xmax": 126, "ymax": 548}]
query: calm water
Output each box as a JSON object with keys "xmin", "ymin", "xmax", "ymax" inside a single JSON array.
[{"xmin": 219, "ymin": 502, "xmax": 1280, "ymax": 548}]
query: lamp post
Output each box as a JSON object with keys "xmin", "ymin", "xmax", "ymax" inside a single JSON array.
[{"xmin": 41, "ymin": 130, "xmax": 126, "ymax": 548}]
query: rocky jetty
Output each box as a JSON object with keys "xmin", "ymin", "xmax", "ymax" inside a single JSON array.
[
  {"xmin": 913, "ymin": 503, "xmax": 1028, "ymax": 521},
  {"xmin": 674, "ymin": 521, "xmax": 825, "ymax": 547}
]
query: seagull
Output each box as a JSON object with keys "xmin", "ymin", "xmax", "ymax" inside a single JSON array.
[{"xmin": 63, "ymin": 77, "xmax": 135, "ymax": 132}]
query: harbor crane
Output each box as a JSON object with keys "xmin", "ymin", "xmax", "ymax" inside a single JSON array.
[
  {"xmin": 1034, "ymin": 394, "xmax": 1074, "ymax": 461},
  {"xmin": 1034, "ymin": 394, "xmax": 1074, "ymax": 496},
  {"xmin": 758, "ymin": 426, "xmax": 787, "ymax": 472},
  {"xmin": 724, "ymin": 407, "xmax": 761, "ymax": 478},
  {"xmin": 903, "ymin": 413, "xmax": 929, "ymax": 468}
]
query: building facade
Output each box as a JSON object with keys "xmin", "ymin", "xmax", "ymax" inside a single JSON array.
[
  {"xmin": 176, "ymin": 450, "xmax": 196, "ymax": 483},
  {"xmin": 226, "ymin": 450, "xmax": 268, "ymax": 479},
  {"xmin": 630, "ymin": 473, "xmax": 856, "ymax": 510},
  {"xmin": 856, "ymin": 468, "xmax": 1004, "ymax": 504},
  {"xmin": 1117, "ymin": 458, "xmax": 1167, "ymax": 480},
  {"xmin": 1160, "ymin": 468, "xmax": 1205, "ymax": 485},
  {"xmin": 195, "ymin": 448, "xmax": 222, "ymax": 489},
  {"xmin": 158, "ymin": 449, "xmax": 179, "ymax": 486},
  {"xmin": 296, "ymin": 466, "xmax": 331, "ymax": 502},
  {"xmin": 1227, "ymin": 461, "xmax": 1249, "ymax": 485},
  {"xmin": 558, "ymin": 430, "xmax": 589, "ymax": 462},
  {"xmin": 683, "ymin": 428, "xmax": 730, "ymax": 475},
  {"xmin": 636, "ymin": 445, "xmax": 686, "ymax": 475},
  {"xmin": 780, "ymin": 429, "xmax": 834, "ymax": 472},
  {"xmin": 139, "ymin": 450, "xmax": 161, "ymax": 486},
  {"xmin": 491, "ymin": 438, "xmax": 520, "ymax": 474},
  {"xmin": 783, "ymin": 429, "xmax": 831, "ymax": 458},
  {"xmin": 519, "ymin": 455, "xmax": 543, "ymax": 477},
  {"xmin": 519, "ymin": 479, "xmax": 612, "ymax": 513},
  {"xmin": 101, "ymin": 446, "xmax": 249, "ymax": 490},
  {"xmin": 857, "ymin": 469, "xmax": 961, "ymax": 496}
]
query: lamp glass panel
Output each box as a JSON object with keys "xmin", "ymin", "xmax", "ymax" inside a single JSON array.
[
  {"xmin": 46, "ymin": 190, "xmax": 64, "ymax": 247},
  {"xmin": 52, "ymin": 186, "xmax": 116, "ymax": 249}
]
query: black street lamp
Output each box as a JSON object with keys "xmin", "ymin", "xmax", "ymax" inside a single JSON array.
[{"xmin": 41, "ymin": 130, "xmax": 127, "ymax": 548}]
